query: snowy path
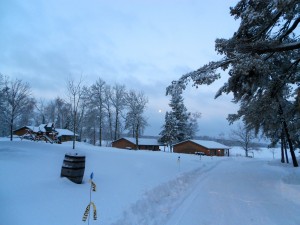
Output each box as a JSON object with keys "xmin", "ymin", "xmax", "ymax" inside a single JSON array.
[
  {"xmin": 112, "ymin": 157, "xmax": 300, "ymax": 225},
  {"xmin": 164, "ymin": 158, "xmax": 300, "ymax": 225},
  {"xmin": 111, "ymin": 159, "xmax": 222, "ymax": 225}
]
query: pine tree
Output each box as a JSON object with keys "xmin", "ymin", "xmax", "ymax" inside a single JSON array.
[
  {"xmin": 167, "ymin": 0, "xmax": 300, "ymax": 167},
  {"xmin": 160, "ymin": 86, "xmax": 200, "ymax": 146},
  {"xmin": 159, "ymin": 111, "xmax": 177, "ymax": 151},
  {"xmin": 169, "ymin": 93, "xmax": 190, "ymax": 142}
]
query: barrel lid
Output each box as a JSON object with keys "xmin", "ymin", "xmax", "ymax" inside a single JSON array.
[{"xmin": 65, "ymin": 152, "xmax": 85, "ymax": 157}]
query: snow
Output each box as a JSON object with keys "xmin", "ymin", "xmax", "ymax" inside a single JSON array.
[{"xmin": 0, "ymin": 139, "xmax": 300, "ymax": 225}]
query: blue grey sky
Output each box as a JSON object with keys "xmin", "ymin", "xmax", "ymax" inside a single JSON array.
[{"xmin": 1, "ymin": 0, "xmax": 240, "ymax": 137}]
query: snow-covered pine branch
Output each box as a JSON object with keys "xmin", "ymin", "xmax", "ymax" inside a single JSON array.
[{"xmin": 166, "ymin": 0, "xmax": 300, "ymax": 167}]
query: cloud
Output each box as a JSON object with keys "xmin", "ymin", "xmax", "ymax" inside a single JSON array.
[{"xmin": 0, "ymin": 0, "xmax": 240, "ymax": 136}]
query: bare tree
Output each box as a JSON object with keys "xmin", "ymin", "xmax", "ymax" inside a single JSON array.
[
  {"xmin": 111, "ymin": 84, "xmax": 126, "ymax": 140},
  {"xmin": 103, "ymin": 85, "xmax": 114, "ymax": 141},
  {"xmin": 35, "ymin": 98, "xmax": 47, "ymax": 124},
  {"xmin": 1, "ymin": 78, "xmax": 32, "ymax": 141},
  {"xmin": 35, "ymin": 97, "xmax": 71, "ymax": 129},
  {"xmin": 125, "ymin": 90, "xmax": 148, "ymax": 149},
  {"xmin": 186, "ymin": 111, "xmax": 201, "ymax": 139},
  {"xmin": 54, "ymin": 97, "xmax": 71, "ymax": 129},
  {"xmin": 17, "ymin": 97, "xmax": 36, "ymax": 127},
  {"xmin": 0, "ymin": 74, "xmax": 6, "ymax": 136},
  {"xmin": 230, "ymin": 122, "xmax": 256, "ymax": 157},
  {"xmin": 83, "ymin": 108, "xmax": 98, "ymax": 145},
  {"xmin": 66, "ymin": 76, "xmax": 85, "ymax": 149},
  {"xmin": 269, "ymin": 148, "xmax": 276, "ymax": 160},
  {"xmin": 89, "ymin": 78, "xmax": 106, "ymax": 146}
]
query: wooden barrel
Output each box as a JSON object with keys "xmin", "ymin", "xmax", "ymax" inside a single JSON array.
[{"xmin": 61, "ymin": 154, "xmax": 85, "ymax": 184}]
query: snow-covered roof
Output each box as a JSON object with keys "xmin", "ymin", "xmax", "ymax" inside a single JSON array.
[
  {"xmin": 38, "ymin": 124, "xmax": 47, "ymax": 132},
  {"xmin": 23, "ymin": 125, "xmax": 46, "ymax": 133},
  {"xmin": 25, "ymin": 124, "xmax": 48, "ymax": 133},
  {"xmin": 55, "ymin": 129, "xmax": 78, "ymax": 137},
  {"xmin": 46, "ymin": 123, "xmax": 53, "ymax": 128},
  {"xmin": 15, "ymin": 125, "xmax": 77, "ymax": 137},
  {"xmin": 118, "ymin": 137, "xmax": 160, "ymax": 146},
  {"xmin": 176, "ymin": 139, "xmax": 230, "ymax": 149}
]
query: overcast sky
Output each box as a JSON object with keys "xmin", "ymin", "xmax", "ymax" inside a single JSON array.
[{"xmin": 1, "ymin": 0, "xmax": 240, "ymax": 137}]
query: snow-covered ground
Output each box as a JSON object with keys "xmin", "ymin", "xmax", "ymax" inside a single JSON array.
[{"xmin": 0, "ymin": 138, "xmax": 299, "ymax": 225}]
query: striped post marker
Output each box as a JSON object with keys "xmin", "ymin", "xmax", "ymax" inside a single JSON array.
[{"xmin": 82, "ymin": 172, "xmax": 97, "ymax": 224}]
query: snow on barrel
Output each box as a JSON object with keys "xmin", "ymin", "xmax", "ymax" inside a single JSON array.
[{"xmin": 61, "ymin": 153, "xmax": 85, "ymax": 184}]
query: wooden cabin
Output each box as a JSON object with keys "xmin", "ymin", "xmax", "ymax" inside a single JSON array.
[
  {"xmin": 55, "ymin": 128, "xmax": 79, "ymax": 142},
  {"xmin": 112, "ymin": 137, "xmax": 161, "ymax": 151},
  {"xmin": 13, "ymin": 124, "xmax": 78, "ymax": 143},
  {"xmin": 13, "ymin": 126, "xmax": 35, "ymax": 136},
  {"xmin": 173, "ymin": 140, "xmax": 230, "ymax": 156}
]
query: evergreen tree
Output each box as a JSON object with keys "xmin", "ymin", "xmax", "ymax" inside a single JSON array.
[
  {"xmin": 169, "ymin": 92, "xmax": 190, "ymax": 142},
  {"xmin": 159, "ymin": 111, "xmax": 177, "ymax": 151},
  {"xmin": 160, "ymin": 86, "xmax": 200, "ymax": 146},
  {"xmin": 167, "ymin": 0, "xmax": 300, "ymax": 167}
]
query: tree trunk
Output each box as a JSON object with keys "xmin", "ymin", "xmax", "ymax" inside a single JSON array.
[
  {"xmin": 108, "ymin": 110, "xmax": 113, "ymax": 141},
  {"xmin": 278, "ymin": 102, "xmax": 298, "ymax": 167},
  {"xmin": 114, "ymin": 111, "xmax": 119, "ymax": 141},
  {"xmin": 284, "ymin": 137, "xmax": 289, "ymax": 164},
  {"xmin": 99, "ymin": 114, "xmax": 102, "ymax": 147},
  {"xmin": 72, "ymin": 129, "xmax": 76, "ymax": 149},
  {"xmin": 135, "ymin": 123, "xmax": 139, "ymax": 150},
  {"xmin": 93, "ymin": 124, "xmax": 96, "ymax": 146},
  {"xmin": 73, "ymin": 111, "xmax": 76, "ymax": 150},
  {"xmin": 281, "ymin": 131, "xmax": 285, "ymax": 163},
  {"xmin": 10, "ymin": 117, "xmax": 13, "ymax": 141},
  {"xmin": 132, "ymin": 127, "xmax": 134, "ymax": 138},
  {"xmin": 282, "ymin": 131, "xmax": 290, "ymax": 164},
  {"xmin": 282, "ymin": 120, "xmax": 298, "ymax": 167}
]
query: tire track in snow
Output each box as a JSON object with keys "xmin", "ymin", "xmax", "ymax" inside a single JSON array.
[
  {"xmin": 111, "ymin": 159, "xmax": 223, "ymax": 225},
  {"xmin": 164, "ymin": 160, "xmax": 225, "ymax": 225},
  {"xmin": 165, "ymin": 159, "xmax": 300, "ymax": 225}
]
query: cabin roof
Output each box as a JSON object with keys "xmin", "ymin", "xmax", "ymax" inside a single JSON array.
[
  {"xmin": 55, "ymin": 128, "xmax": 78, "ymax": 137},
  {"xmin": 175, "ymin": 139, "xmax": 230, "ymax": 149},
  {"xmin": 114, "ymin": 137, "xmax": 160, "ymax": 146},
  {"xmin": 14, "ymin": 125, "xmax": 77, "ymax": 136}
]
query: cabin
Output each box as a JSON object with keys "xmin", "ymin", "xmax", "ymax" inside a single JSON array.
[
  {"xmin": 173, "ymin": 140, "xmax": 230, "ymax": 156},
  {"xmin": 14, "ymin": 125, "xmax": 45, "ymax": 136},
  {"xmin": 56, "ymin": 128, "xmax": 79, "ymax": 142},
  {"xmin": 13, "ymin": 124, "xmax": 78, "ymax": 143},
  {"xmin": 112, "ymin": 137, "xmax": 161, "ymax": 151},
  {"xmin": 13, "ymin": 124, "xmax": 56, "ymax": 142}
]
